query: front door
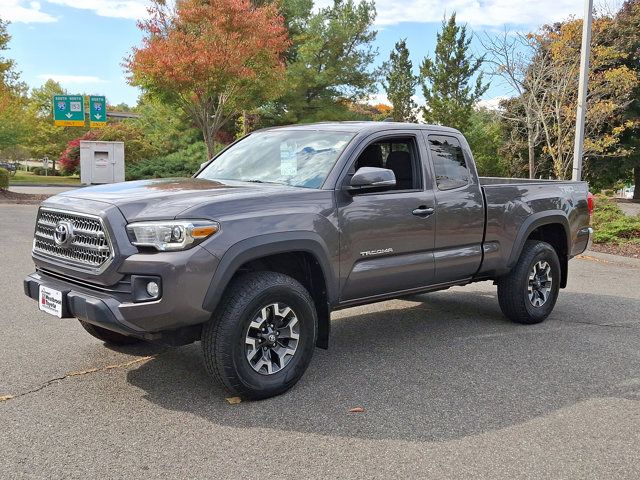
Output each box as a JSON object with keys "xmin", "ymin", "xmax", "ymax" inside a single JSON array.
[{"xmin": 337, "ymin": 133, "xmax": 437, "ymax": 301}]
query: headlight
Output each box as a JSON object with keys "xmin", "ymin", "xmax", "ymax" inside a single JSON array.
[{"xmin": 126, "ymin": 220, "xmax": 220, "ymax": 251}]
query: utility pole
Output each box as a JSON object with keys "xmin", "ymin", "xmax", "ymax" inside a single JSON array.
[{"xmin": 572, "ymin": 0, "xmax": 594, "ymax": 181}]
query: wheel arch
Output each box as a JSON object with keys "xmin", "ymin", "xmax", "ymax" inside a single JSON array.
[
  {"xmin": 202, "ymin": 232, "xmax": 336, "ymax": 348},
  {"xmin": 508, "ymin": 213, "xmax": 571, "ymax": 288}
]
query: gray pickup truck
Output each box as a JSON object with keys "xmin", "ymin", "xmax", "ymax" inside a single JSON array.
[{"xmin": 24, "ymin": 122, "xmax": 593, "ymax": 399}]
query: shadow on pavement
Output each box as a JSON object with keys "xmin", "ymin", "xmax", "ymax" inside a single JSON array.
[{"xmin": 126, "ymin": 288, "xmax": 640, "ymax": 442}]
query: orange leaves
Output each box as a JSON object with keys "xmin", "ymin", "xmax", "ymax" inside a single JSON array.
[{"xmin": 126, "ymin": 0, "xmax": 289, "ymax": 97}]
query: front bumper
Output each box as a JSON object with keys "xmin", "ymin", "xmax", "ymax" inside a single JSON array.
[{"xmin": 24, "ymin": 245, "xmax": 220, "ymax": 342}]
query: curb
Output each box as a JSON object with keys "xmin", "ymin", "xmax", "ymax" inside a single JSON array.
[
  {"xmin": 578, "ymin": 249, "xmax": 640, "ymax": 268},
  {"xmin": 9, "ymin": 183, "xmax": 83, "ymax": 188}
]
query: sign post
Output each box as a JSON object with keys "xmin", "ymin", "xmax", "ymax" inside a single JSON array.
[
  {"xmin": 89, "ymin": 96, "xmax": 107, "ymax": 128},
  {"xmin": 53, "ymin": 95, "xmax": 85, "ymax": 127}
]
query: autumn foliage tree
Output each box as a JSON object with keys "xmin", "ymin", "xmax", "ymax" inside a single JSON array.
[
  {"xmin": 126, "ymin": 0, "xmax": 289, "ymax": 159},
  {"xmin": 532, "ymin": 17, "xmax": 638, "ymax": 179}
]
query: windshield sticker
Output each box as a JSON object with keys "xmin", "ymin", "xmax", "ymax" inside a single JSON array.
[{"xmin": 280, "ymin": 142, "xmax": 298, "ymax": 176}]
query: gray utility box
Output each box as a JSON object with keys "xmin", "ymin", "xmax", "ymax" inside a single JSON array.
[{"xmin": 79, "ymin": 141, "xmax": 125, "ymax": 185}]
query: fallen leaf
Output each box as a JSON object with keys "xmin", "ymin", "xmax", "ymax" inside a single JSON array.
[
  {"xmin": 349, "ymin": 406, "xmax": 365, "ymax": 413},
  {"xmin": 226, "ymin": 396, "xmax": 242, "ymax": 405},
  {"xmin": 0, "ymin": 395, "xmax": 14, "ymax": 402}
]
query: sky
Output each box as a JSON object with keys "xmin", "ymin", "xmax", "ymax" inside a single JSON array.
[{"xmin": 0, "ymin": 0, "xmax": 614, "ymax": 108}]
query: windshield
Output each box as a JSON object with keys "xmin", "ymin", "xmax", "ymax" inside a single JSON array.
[{"xmin": 197, "ymin": 130, "xmax": 354, "ymax": 189}]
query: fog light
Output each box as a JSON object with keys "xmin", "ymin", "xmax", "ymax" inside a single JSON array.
[{"xmin": 146, "ymin": 281, "xmax": 160, "ymax": 298}]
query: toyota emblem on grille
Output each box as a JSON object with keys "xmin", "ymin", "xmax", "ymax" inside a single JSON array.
[{"xmin": 53, "ymin": 221, "xmax": 74, "ymax": 248}]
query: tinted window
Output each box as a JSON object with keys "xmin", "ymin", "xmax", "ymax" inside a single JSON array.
[
  {"xmin": 428, "ymin": 135, "xmax": 469, "ymax": 190},
  {"xmin": 198, "ymin": 130, "xmax": 354, "ymax": 189}
]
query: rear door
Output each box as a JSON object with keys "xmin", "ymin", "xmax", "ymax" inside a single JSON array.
[
  {"xmin": 423, "ymin": 132, "xmax": 485, "ymax": 283},
  {"xmin": 336, "ymin": 132, "xmax": 437, "ymax": 301}
]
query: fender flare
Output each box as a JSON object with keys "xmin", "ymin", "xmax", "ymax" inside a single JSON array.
[
  {"xmin": 507, "ymin": 212, "xmax": 571, "ymax": 286},
  {"xmin": 507, "ymin": 212, "xmax": 571, "ymax": 267},
  {"xmin": 202, "ymin": 231, "xmax": 337, "ymax": 314}
]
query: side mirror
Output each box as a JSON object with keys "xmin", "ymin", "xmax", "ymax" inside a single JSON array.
[{"xmin": 349, "ymin": 167, "xmax": 396, "ymax": 192}]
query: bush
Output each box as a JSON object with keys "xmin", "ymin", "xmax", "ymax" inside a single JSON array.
[
  {"xmin": 29, "ymin": 167, "xmax": 59, "ymax": 176},
  {"xmin": 591, "ymin": 195, "xmax": 640, "ymax": 244},
  {"xmin": 59, "ymin": 131, "xmax": 98, "ymax": 175},
  {"xmin": 0, "ymin": 167, "xmax": 9, "ymax": 189},
  {"xmin": 126, "ymin": 142, "xmax": 209, "ymax": 180}
]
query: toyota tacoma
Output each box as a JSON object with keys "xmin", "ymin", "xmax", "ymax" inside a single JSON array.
[{"xmin": 24, "ymin": 122, "xmax": 594, "ymax": 399}]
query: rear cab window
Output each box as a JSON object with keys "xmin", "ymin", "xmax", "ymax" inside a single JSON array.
[{"xmin": 427, "ymin": 135, "xmax": 470, "ymax": 190}]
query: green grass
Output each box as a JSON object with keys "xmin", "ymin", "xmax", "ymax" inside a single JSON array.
[
  {"xmin": 591, "ymin": 195, "xmax": 640, "ymax": 244},
  {"xmin": 9, "ymin": 170, "xmax": 81, "ymax": 185}
]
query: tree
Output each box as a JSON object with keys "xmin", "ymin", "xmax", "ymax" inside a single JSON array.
[
  {"xmin": 381, "ymin": 39, "xmax": 418, "ymax": 122},
  {"xmin": 0, "ymin": 18, "xmax": 19, "ymax": 86},
  {"xmin": 482, "ymin": 31, "xmax": 546, "ymax": 178},
  {"xmin": 419, "ymin": 13, "xmax": 488, "ymax": 133},
  {"xmin": 126, "ymin": 0, "xmax": 289, "ymax": 160},
  {"xmin": 465, "ymin": 107, "xmax": 507, "ymax": 176},
  {"xmin": 25, "ymin": 79, "xmax": 87, "ymax": 172},
  {"xmin": 0, "ymin": 18, "xmax": 28, "ymax": 150},
  {"xmin": 531, "ymin": 18, "xmax": 639, "ymax": 179},
  {"xmin": 267, "ymin": 0, "xmax": 378, "ymax": 124},
  {"xmin": 131, "ymin": 94, "xmax": 202, "ymax": 154},
  {"xmin": 612, "ymin": 0, "xmax": 640, "ymax": 199}
]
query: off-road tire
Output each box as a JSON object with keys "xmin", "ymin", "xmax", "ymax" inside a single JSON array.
[
  {"xmin": 497, "ymin": 240, "xmax": 561, "ymax": 324},
  {"xmin": 201, "ymin": 271, "xmax": 317, "ymax": 400},
  {"xmin": 79, "ymin": 320, "xmax": 143, "ymax": 345}
]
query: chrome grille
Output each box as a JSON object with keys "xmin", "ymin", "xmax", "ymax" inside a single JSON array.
[{"xmin": 33, "ymin": 208, "xmax": 113, "ymax": 272}]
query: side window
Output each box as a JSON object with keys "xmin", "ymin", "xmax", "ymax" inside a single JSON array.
[
  {"xmin": 353, "ymin": 137, "xmax": 421, "ymax": 191},
  {"xmin": 428, "ymin": 135, "xmax": 469, "ymax": 190}
]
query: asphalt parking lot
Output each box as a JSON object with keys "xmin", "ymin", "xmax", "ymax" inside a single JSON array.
[{"xmin": 1, "ymin": 203, "xmax": 639, "ymax": 479}]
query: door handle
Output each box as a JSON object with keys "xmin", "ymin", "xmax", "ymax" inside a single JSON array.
[{"xmin": 412, "ymin": 206, "xmax": 435, "ymax": 218}]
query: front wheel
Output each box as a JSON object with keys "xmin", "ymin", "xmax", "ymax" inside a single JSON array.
[
  {"xmin": 201, "ymin": 271, "xmax": 317, "ymax": 400},
  {"xmin": 497, "ymin": 240, "xmax": 561, "ymax": 324}
]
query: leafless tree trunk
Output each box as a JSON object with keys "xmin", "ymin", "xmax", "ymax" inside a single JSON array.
[{"xmin": 181, "ymin": 86, "xmax": 237, "ymax": 160}]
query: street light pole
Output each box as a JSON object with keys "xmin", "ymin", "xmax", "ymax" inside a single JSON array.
[{"xmin": 572, "ymin": 0, "xmax": 594, "ymax": 181}]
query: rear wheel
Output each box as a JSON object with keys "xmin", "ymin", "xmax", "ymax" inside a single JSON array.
[
  {"xmin": 79, "ymin": 320, "xmax": 142, "ymax": 346},
  {"xmin": 497, "ymin": 240, "xmax": 561, "ymax": 324},
  {"xmin": 201, "ymin": 271, "xmax": 317, "ymax": 400}
]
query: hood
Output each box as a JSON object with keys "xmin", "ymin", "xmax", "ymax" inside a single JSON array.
[{"xmin": 57, "ymin": 178, "xmax": 301, "ymax": 221}]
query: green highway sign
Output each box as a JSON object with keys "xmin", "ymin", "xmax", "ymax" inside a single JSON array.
[
  {"xmin": 53, "ymin": 95, "xmax": 85, "ymax": 127},
  {"xmin": 89, "ymin": 96, "xmax": 107, "ymax": 127}
]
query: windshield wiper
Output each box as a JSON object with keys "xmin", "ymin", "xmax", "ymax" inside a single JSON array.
[{"xmin": 245, "ymin": 179, "xmax": 280, "ymax": 184}]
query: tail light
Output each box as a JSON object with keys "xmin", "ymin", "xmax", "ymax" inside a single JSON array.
[{"xmin": 587, "ymin": 192, "xmax": 595, "ymax": 216}]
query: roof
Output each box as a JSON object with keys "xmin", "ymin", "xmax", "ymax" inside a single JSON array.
[{"xmin": 259, "ymin": 121, "xmax": 461, "ymax": 135}]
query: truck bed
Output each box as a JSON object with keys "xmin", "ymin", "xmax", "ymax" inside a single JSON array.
[
  {"xmin": 477, "ymin": 177, "xmax": 590, "ymax": 277},
  {"xmin": 479, "ymin": 176, "xmax": 582, "ymax": 186}
]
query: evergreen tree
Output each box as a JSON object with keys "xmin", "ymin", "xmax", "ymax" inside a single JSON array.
[
  {"xmin": 613, "ymin": 0, "xmax": 640, "ymax": 198},
  {"xmin": 419, "ymin": 13, "xmax": 488, "ymax": 132},
  {"xmin": 267, "ymin": 0, "xmax": 378, "ymax": 124},
  {"xmin": 381, "ymin": 39, "xmax": 418, "ymax": 122}
]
